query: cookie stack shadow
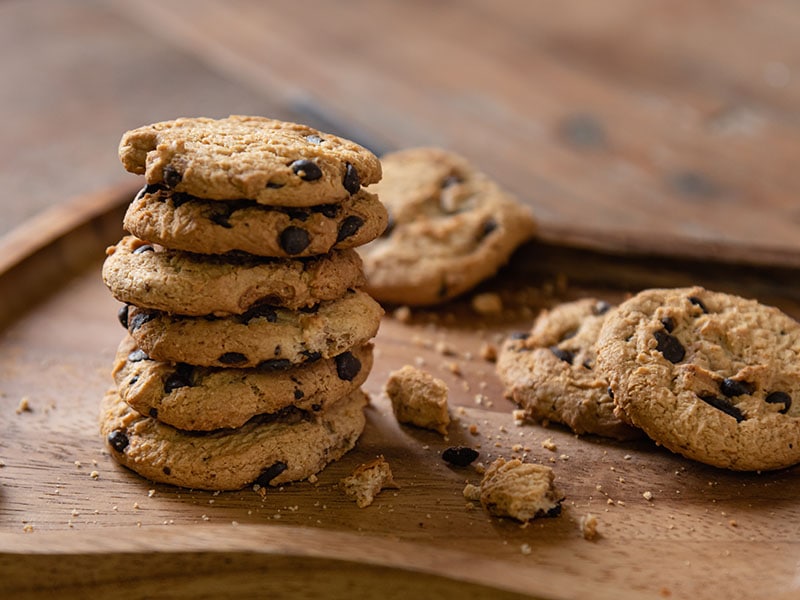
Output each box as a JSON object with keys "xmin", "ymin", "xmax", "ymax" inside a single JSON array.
[{"xmin": 100, "ymin": 116, "xmax": 386, "ymax": 491}]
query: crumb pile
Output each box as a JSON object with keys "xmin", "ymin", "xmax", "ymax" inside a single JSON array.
[{"xmin": 100, "ymin": 115, "xmax": 387, "ymax": 490}]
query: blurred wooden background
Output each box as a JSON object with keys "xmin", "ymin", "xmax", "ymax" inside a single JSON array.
[{"xmin": 3, "ymin": 0, "xmax": 800, "ymax": 265}]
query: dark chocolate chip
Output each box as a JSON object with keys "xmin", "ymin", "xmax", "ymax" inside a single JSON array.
[
  {"xmin": 209, "ymin": 209, "xmax": 233, "ymax": 229},
  {"xmin": 266, "ymin": 180, "xmax": 285, "ymax": 189},
  {"xmin": 654, "ymin": 329, "xmax": 685, "ymax": 363},
  {"xmin": 543, "ymin": 503, "xmax": 563, "ymax": 518},
  {"xmin": 107, "ymin": 430, "xmax": 129, "ymax": 452},
  {"xmin": 336, "ymin": 216, "xmax": 364, "ymax": 243},
  {"xmin": 442, "ymin": 446, "xmax": 479, "ymax": 467},
  {"xmin": 438, "ymin": 280, "xmax": 449, "ymax": 298},
  {"xmin": 699, "ymin": 394, "xmax": 745, "ymax": 422},
  {"xmin": 254, "ymin": 461, "xmax": 288, "ymax": 487},
  {"xmin": 306, "ymin": 134, "xmax": 323, "ymax": 145},
  {"xmin": 593, "ymin": 301, "xmax": 611, "ymax": 316},
  {"xmin": 688, "ymin": 296, "xmax": 708, "ymax": 313},
  {"xmin": 128, "ymin": 376, "xmax": 138, "ymax": 386},
  {"xmin": 301, "ymin": 350, "xmax": 322, "ymax": 363},
  {"xmin": 335, "ymin": 351, "xmax": 361, "ymax": 381},
  {"xmin": 765, "ymin": 391, "xmax": 792, "ymax": 414},
  {"xmin": 343, "ymin": 163, "xmax": 360, "ymax": 194},
  {"xmin": 311, "ymin": 403, "xmax": 322, "ymax": 411},
  {"xmin": 660, "ymin": 317, "xmax": 675, "ymax": 333},
  {"xmin": 218, "ymin": 352, "xmax": 248, "ymax": 365},
  {"xmin": 258, "ymin": 358, "xmax": 292, "ymax": 371},
  {"xmin": 132, "ymin": 244, "xmax": 154, "ymax": 254},
  {"xmin": 559, "ymin": 329, "xmax": 577, "ymax": 342},
  {"xmin": 127, "ymin": 349, "xmax": 149, "ymax": 363},
  {"xmin": 162, "ymin": 165, "xmax": 182, "ymax": 188},
  {"xmin": 238, "ymin": 304, "xmax": 278, "ymax": 324},
  {"xmin": 170, "ymin": 191, "xmax": 192, "ymax": 207},
  {"xmin": 720, "ymin": 379, "xmax": 755, "ymax": 397},
  {"xmin": 117, "ymin": 305, "xmax": 129, "ymax": 329},
  {"xmin": 607, "ymin": 387, "xmax": 614, "ymax": 399},
  {"xmin": 294, "ymin": 389, "xmax": 304, "ymax": 400},
  {"xmin": 164, "ymin": 365, "xmax": 193, "ymax": 393},
  {"xmin": 279, "ymin": 226, "xmax": 311, "ymax": 255},
  {"xmin": 509, "ymin": 331, "xmax": 530, "ymax": 340},
  {"xmin": 148, "ymin": 408, "xmax": 158, "ymax": 419},
  {"xmin": 479, "ymin": 219, "xmax": 498, "ymax": 240},
  {"xmin": 291, "ymin": 159, "xmax": 322, "ymax": 181},
  {"xmin": 549, "ymin": 346, "xmax": 574, "ymax": 364},
  {"xmin": 314, "ymin": 204, "xmax": 340, "ymax": 219},
  {"xmin": 128, "ymin": 310, "xmax": 156, "ymax": 332},
  {"xmin": 162, "ymin": 466, "xmax": 171, "ymax": 475}
]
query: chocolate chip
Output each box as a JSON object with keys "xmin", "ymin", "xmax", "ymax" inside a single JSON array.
[
  {"xmin": 170, "ymin": 191, "xmax": 192, "ymax": 207},
  {"xmin": 294, "ymin": 389, "xmax": 304, "ymax": 400},
  {"xmin": 549, "ymin": 346, "xmax": 574, "ymax": 364},
  {"xmin": 559, "ymin": 329, "xmax": 577, "ymax": 342},
  {"xmin": 257, "ymin": 358, "xmax": 292, "ymax": 371},
  {"xmin": 279, "ymin": 226, "xmax": 311, "ymax": 255},
  {"xmin": 593, "ymin": 301, "xmax": 611, "ymax": 316},
  {"xmin": 720, "ymin": 379, "xmax": 755, "ymax": 397},
  {"xmin": 441, "ymin": 174, "xmax": 463, "ymax": 188},
  {"xmin": 238, "ymin": 304, "xmax": 278, "ymax": 324},
  {"xmin": 336, "ymin": 216, "xmax": 364, "ymax": 243},
  {"xmin": 314, "ymin": 204, "xmax": 340, "ymax": 219},
  {"xmin": 607, "ymin": 387, "xmax": 614, "ymax": 399},
  {"xmin": 335, "ymin": 351, "xmax": 361, "ymax": 381},
  {"xmin": 544, "ymin": 504, "xmax": 563, "ymax": 518},
  {"xmin": 699, "ymin": 394, "xmax": 745, "ymax": 422},
  {"xmin": 291, "ymin": 159, "xmax": 322, "ymax": 181},
  {"xmin": 266, "ymin": 181, "xmax": 285, "ymax": 189},
  {"xmin": 164, "ymin": 365, "xmax": 193, "ymax": 393},
  {"xmin": 128, "ymin": 310, "xmax": 156, "ymax": 332},
  {"xmin": 660, "ymin": 317, "xmax": 675, "ymax": 333},
  {"xmin": 765, "ymin": 391, "xmax": 792, "ymax": 414},
  {"xmin": 442, "ymin": 446, "xmax": 479, "ymax": 467},
  {"xmin": 654, "ymin": 329, "xmax": 685, "ymax": 363},
  {"xmin": 480, "ymin": 219, "xmax": 498, "ymax": 240},
  {"xmin": 438, "ymin": 280, "xmax": 449, "ymax": 298},
  {"xmin": 148, "ymin": 408, "xmax": 158, "ymax": 419},
  {"xmin": 343, "ymin": 163, "xmax": 360, "ymax": 194},
  {"xmin": 209, "ymin": 208, "xmax": 233, "ymax": 229},
  {"xmin": 688, "ymin": 296, "xmax": 708, "ymax": 313},
  {"xmin": 311, "ymin": 403, "xmax": 322, "ymax": 411},
  {"xmin": 306, "ymin": 134, "xmax": 323, "ymax": 145},
  {"xmin": 509, "ymin": 331, "xmax": 530, "ymax": 340},
  {"xmin": 254, "ymin": 461, "xmax": 288, "ymax": 487},
  {"xmin": 162, "ymin": 466, "xmax": 171, "ymax": 475},
  {"xmin": 162, "ymin": 165, "xmax": 182, "ymax": 188},
  {"xmin": 218, "ymin": 352, "xmax": 248, "ymax": 365},
  {"xmin": 128, "ymin": 376, "xmax": 139, "ymax": 386},
  {"xmin": 117, "ymin": 305, "xmax": 129, "ymax": 329},
  {"xmin": 127, "ymin": 349, "xmax": 149, "ymax": 363},
  {"xmin": 301, "ymin": 350, "xmax": 322, "ymax": 363},
  {"xmin": 132, "ymin": 244, "xmax": 154, "ymax": 254},
  {"xmin": 107, "ymin": 430, "xmax": 128, "ymax": 452}
]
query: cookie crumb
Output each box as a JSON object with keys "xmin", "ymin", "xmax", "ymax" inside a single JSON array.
[
  {"xmin": 469, "ymin": 457, "xmax": 563, "ymax": 522},
  {"xmin": 462, "ymin": 483, "xmax": 481, "ymax": 502},
  {"xmin": 0, "ymin": 459, "xmax": 5, "ymax": 467},
  {"xmin": 23, "ymin": 524, "xmax": 34, "ymax": 533},
  {"xmin": 520, "ymin": 543, "xmax": 532, "ymax": 555},
  {"xmin": 339, "ymin": 456, "xmax": 398, "ymax": 508},
  {"xmin": 434, "ymin": 340, "xmax": 457, "ymax": 356},
  {"xmin": 480, "ymin": 342, "xmax": 498, "ymax": 363},
  {"xmin": 471, "ymin": 292, "xmax": 503, "ymax": 315},
  {"xmin": 393, "ymin": 306, "xmax": 412, "ymax": 323},
  {"xmin": 541, "ymin": 438, "xmax": 557, "ymax": 452},
  {"xmin": 385, "ymin": 365, "xmax": 450, "ymax": 435},
  {"xmin": 643, "ymin": 491, "xmax": 654, "ymax": 501},
  {"xmin": 16, "ymin": 397, "xmax": 32, "ymax": 414},
  {"xmin": 307, "ymin": 474, "xmax": 318, "ymax": 484},
  {"xmin": 148, "ymin": 489, "xmax": 156, "ymax": 498},
  {"xmin": 580, "ymin": 513, "xmax": 599, "ymax": 540},
  {"xmin": 89, "ymin": 470, "xmax": 99, "ymax": 480}
]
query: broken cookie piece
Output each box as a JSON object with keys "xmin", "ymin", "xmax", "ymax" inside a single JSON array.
[
  {"xmin": 385, "ymin": 365, "xmax": 450, "ymax": 435},
  {"xmin": 464, "ymin": 457, "xmax": 563, "ymax": 521},
  {"xmin": 340, "ymin": 455, "xmax": 397, "ymax": 508}
]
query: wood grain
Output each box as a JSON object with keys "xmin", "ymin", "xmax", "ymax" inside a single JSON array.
[{"xmin": 0, "ymin": 188, "xmax": 799, "ymax": 600}]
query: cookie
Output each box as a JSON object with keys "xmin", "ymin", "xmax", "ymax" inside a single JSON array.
[
  {"xmin": 384, "ymin": 365, "xmax": 450, "ymax": 435},
  {"xmin": 339, "ymin": 456, "xmax": 397, "ymax": 508},
  {"xmin": 124, "ymin": 289, "xmax": 383, "ymax": 368},
  {"xmin": 100, "ymin": 386, "xmax": 368, "ymax": 490},
  {"xmin": 113, "ymin": 335, "xmax": 374, "ymax": 431},
  {"xmin": 123, "ymin": 184, "xmax": 388, "ymax": 258},
  {"xmin": 357, "ymin": 147, "xmax": 536, "ymax": 305},
  {"xmin": 463, "ymin": 457, "xmax": 563, "ymax": 522},
  {"xmin": 596, "ymin": 286, "xmax": 800, "ymax": 471},
  {"xmin": 103, "ymin": 235, "xmax": 365, "ymax": 314},
  {"xmin": 496, "ymin": 298, "xmax": 640, "ymax": 440},
  {"xmin": 118, "ymin": 115, "xmax": 382, "ymax": 206}
]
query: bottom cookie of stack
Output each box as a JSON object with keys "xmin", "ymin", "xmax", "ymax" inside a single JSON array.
[{"xmin": 100, "ymin": 386, "xmax": 368, "ymax": 491}]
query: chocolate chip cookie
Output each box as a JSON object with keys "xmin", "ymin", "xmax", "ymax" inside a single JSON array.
[
  {"xmin": 118, "ymin": 115, "xmax": 382, "ymax": 206},
  {"xmin": 124, "ymin": 289, "xmax": 383, "ymax": 368},
  {"xmin": 123, "ymin": 184, "xmax": 388, "ymax": 258},
  {"xmin": 103, "ymin": 236, "xmax": 365, "ymax": 314},
  {"xmin": 113, "ymin": 335, "xmax": 374, "ymax": 431},
  {"xmin": 597, "ymin": 286, "xmax": 800, "ymax": 470},
  {"xmin": 497, "ymin": 299, "xmax": 640, "ymax": 440},
  {"xmin": 101, "ymin": 386, "xmax": 368, "ymax": 490},
  {"xmin": 357, "ymin": 147, "xmax": 536, "ymax": 305}
]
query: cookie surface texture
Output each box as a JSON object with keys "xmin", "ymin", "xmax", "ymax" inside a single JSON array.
[
  {"xmin": 596, "ymin": 286, "xmax": 800, "ymax": 471},
  {"xmin": 103, "ymin": 236, "xmax": 365, "ymax": 314},
  {"xmin": 123, "ymin": 185, "xmax": 388, "ymax": 257},
  {"xmin": 118, "ymin": 115, "xmax": 382, "ymax": 206},
  {"xmin": 100, "ymin": 387, "xmax": 368, "ymax": 490},
  {"xmin": 357, "ymin": 147, "xmax": 536, "ymax": 306},
  {"xmin": 496, "ymin": 298, "xmax": 640, "ymax": 440},
  {"xmin": 113, "ymin": 335, "xmax": 374, "ymax": 431},
  {"xmin": 125, "ymin": 289, "xmax": 383, "ymax": 368}
]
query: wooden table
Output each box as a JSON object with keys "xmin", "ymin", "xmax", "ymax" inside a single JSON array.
[{"xmin": 1, "ymin": 2, "xmax": 799, "ymax": 598}]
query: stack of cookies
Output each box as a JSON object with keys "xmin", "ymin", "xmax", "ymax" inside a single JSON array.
[
  {"xmin": 498, "ymin": 286, "xmax": 800, "ymax": 471},
  {"xmin": 100, "ymin": 115, "xmax": 387, "ymax": 491}
]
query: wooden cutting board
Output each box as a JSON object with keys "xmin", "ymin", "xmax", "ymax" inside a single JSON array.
[{"xmin": 0, "ymin": 185, "xmax": 798, "ymax": 600}]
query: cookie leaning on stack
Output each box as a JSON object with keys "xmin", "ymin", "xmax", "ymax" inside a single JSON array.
[{"xmin": 101, "ymin": 115, "xmax": 386, "ymax": 490}]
